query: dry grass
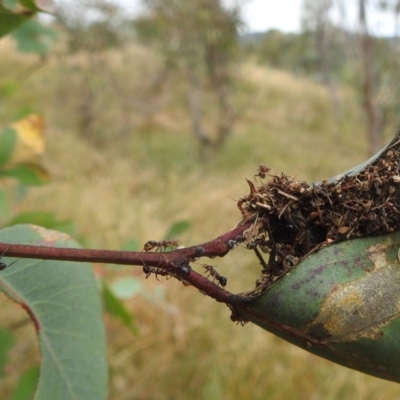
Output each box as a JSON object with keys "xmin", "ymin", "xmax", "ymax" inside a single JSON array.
[{"xmin": 1, "ymin": 40, "xmax": 400, "ymax": 399}]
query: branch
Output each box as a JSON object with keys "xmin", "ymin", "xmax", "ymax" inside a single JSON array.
[{"xmin": 0, "ymin": 222, "xmax": 253, "ymax": 308}]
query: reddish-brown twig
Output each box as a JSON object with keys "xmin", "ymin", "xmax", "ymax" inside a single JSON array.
[{"xmin": 0, "ymin": 222, "xmax": 253, "ymax": 307}]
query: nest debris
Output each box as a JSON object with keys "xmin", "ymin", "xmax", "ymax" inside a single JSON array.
[{"xmin": 237, "ymin": 137, "xmax": 400, "ymax": 297}]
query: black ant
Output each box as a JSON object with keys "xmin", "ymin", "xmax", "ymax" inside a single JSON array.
[
  {"xmin": 203, "ymin": 264, "xmax": 227, "ymax": 287},
  {"xmin": 0, "ymin": 246, "xmax": 18, "ymax": 271},
  {"xmin": 142, "ymin": 262, "xmax": 171, "ymax": 281},
  {"xmin": 143, "ymin": 240, "xmax": 180, "ymax": 252},
  {"xmin": 142, "ymin": 263, "xmax": 152, "ymax": 279},
  {"xmin": 0, "ymin": 259, "xmax": 19, "ymax": 271}
]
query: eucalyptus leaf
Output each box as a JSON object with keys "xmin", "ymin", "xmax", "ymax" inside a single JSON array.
[
  {"xmin": 0, "ymin": 224, "xmax": 108, "ymax": 399},
  {"xmin": 164, "ymin": 220, "xmax": 191, "ymax": 240},
  {"xmin": 0, "ymin": 4, "xmax": 33, "ymax": 38},
  {"xmin": 0, "ymin": 165, "xmax": 50, "ymax": 185},
  {"xmin": 12, "ymin": 19, "xmax": 57, "ymax": 55},
  {"xmin": 11, "ymin": 366, "xmax": 39, "ymax": 400},
  {"xmin": 0, "ymin": 128, "xmax": 17, "ymax": 168},
  {"xmin": 102, "ymin": 282, "xmax": 139, "ymax": 335},
  {"xmin": 7, "ymin": 212, "xmax": 75, "ymax": 236},
  {"xmin": 237, "ymin": 231, "xmax": 400, "ymax": 383}
]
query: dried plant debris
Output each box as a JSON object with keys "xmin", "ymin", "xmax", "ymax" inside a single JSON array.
[{"xmin": 237, "ymin": 136, "xmax": 400, "ymax": 297}]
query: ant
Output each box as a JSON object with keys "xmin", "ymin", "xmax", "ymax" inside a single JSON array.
[
  {"xmin": 255, "ymin": 164, "xmax": 270, "ymax": 180},
  {"xmin": 0, "ymin": 246, "xmax": 18, "ymax": 271},
  {"xmin": 203, "ymin": 264, "xmax": 227, "ymax": 287},
  {"xmin": 385, "ymin": 199, "xmax": 400, "ymax": 215},
  {"xmin": 143, "ymin": 240, "xmax": 180, "ymax": 252},
  {"xmin": 142, "ymin": 263, "xmax": 171, "ymax": 280},
  {"xmin": 142, "ymin": 263, "xmax": 152, "ymax": 278},
  {"xmin": 0, "ymin": 258, "xmax": 18, "ymax": 271}
]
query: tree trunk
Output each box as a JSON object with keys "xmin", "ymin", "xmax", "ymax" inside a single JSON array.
[{"xmin": 359, "ymin": 0, "xmax": 382, "ymax": 155}]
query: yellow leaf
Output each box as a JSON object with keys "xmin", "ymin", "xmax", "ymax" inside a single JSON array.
[{"xmin": 9, "ymin": 114, "xmax": 45, "ymax": 166}]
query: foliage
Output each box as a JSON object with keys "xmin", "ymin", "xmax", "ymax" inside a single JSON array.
[
  {"xmin": 242, "ymin": 27, "xmax": 351, "ymax": 79},
  {"xmin": 54, "ymin": 0, "xmax": 125, "ymax": 53},
  {"xmin": 10, "ymin": 367, "xmax": 39, "ymax": 400},
  {"xmin": 12, "ymin": 19, "xmax": 57, "ymax": 56},
  {"xmin": 0, "ymin": 0, "xmax": 56, "ymax": 54},
  {"xmin": 134, "ymin": 0, "xmax": 240, "ymax": 70},
  {"xmin": 0, "ymin": 2, "xmax": 34, "ymax": 38},
  {"xmin": 243, "ymin": 30, "xmax": 318, "ymax": 74},
  {"xmin": 0, "ymin": 225, "xmax": 108, "ymax": 399},
  {"xmin": 0, "ymin": 115, "xmax": 50, "ymax": 230}
]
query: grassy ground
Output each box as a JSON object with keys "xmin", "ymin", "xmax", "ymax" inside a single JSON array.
[{"xmin": 1, "ymin": 38, "xmax": 400, "ymax": 399}]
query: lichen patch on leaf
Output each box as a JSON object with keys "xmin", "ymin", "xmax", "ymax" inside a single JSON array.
[{"xmin": 305, "ymin": 243, "xmax": 400, "ymax": 342}]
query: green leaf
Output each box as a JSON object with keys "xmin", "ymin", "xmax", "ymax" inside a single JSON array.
[
  {"xmin": 3, "ymin": 1, "xmax": 18, "ymax": 9},
  {"xmin": 18, "ymin": 0, "xmax": 41, "ymax": 11},
  {"xmin": 0, "ymin": 165, "xmax": 50, "ymax": 185},
  {"xmin": 0, "ymin": 189, "xmax": 11, "ymax": 222},
  {"xmin": 7, "ymin": 212, "xmax": 75, "ymax": 236},
  {"xmin": 164, "ymin": 220, "xmax": 191, "ymax": 240},
  {"xmin": 0, "ymin": 224, "xmax": 108, "ymax": 400},
  {"xmin": 0, "ymin": 4, "xmax": 33, "ymax": 38},
  {"xmin": 102, "ymin": 282, "xmax": 139, "ymax": 335},
  {"xmin": 109, "ymin": 277, "xmax": 143, "ymax": 299},
  {"xmin": 110, "ymin": 277, "xmax": 165, "ymax": 301},
  {"xmin": 11, "ymin": 18, "xmax": 57, "ymax": 55},
  {"xmin": 0, "ymin": 128, "xmax": 17, "ymax": 168},
  {"xmin": 11, "ymin": 366, "xmax": 39, "ymax": 400},
  {"xmin": 0, "ymin": 328, "xmax": 15, "ymax": 378},
  {"xmin": 0, "ymin": 81, "xmax": 18, "ymax": 98},
  {"xmin": 238, "ymin": 230, "xmax": 400, "ymax": 384},
  {"xmin": 14, "ymin": 107, "xmax": 36, "ymax": 120},
  {"xmin": 18, "ymin": 0, "xmax": 54, "ymax": 13}
]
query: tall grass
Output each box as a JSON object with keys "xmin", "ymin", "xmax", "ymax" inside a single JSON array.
[{"xmin": 1, "ymin": 38, "xmax": 400, "ymax": 399}]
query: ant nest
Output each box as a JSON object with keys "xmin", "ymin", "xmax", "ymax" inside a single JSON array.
[{"xmin": 237, "ymin": 136, "xmax": 400, "ymax": 297}]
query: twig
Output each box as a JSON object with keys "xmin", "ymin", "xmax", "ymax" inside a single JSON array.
[{"xmin": 0, "ymin": 223, "xmax": 254, "ymax": 307}]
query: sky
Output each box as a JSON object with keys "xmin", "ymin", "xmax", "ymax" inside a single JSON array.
[
  {"xmin": 54, "ymin": 0, "xmax": 400, "ymax": 37},
  {"xmin": 240, "ymin": 0, "xmax": 302, "ymax": 33},
  {"xmin": 103, "ymin": 0, "xmax": 303, "ymax": 33},
  {"xmin": 235, "ymin": 0, "xmax": 399, "ymax": 36}
]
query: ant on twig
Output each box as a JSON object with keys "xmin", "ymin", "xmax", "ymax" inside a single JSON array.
[
  {"xmin": 202, "ymin": 264, "xmax": 227, "ymax": 287},
  {"xmin": 141, "ymin": 253, "xmax": 191, "ymax": 282},
  {"xmin": 141, "ymin": 239, "xmax": 187, "ymax": 281},
  {"xmin": 143, "ymin": 240, "xmax": 180, "ymax": 252},
  {"xmin": 142, "ymin": 262, "xmax": 171, "ymax": 281}
]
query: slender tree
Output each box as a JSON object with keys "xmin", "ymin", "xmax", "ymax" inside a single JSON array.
[{"xmin": 134, "ymin": 0, "xmax": 242, "ymax": 155}]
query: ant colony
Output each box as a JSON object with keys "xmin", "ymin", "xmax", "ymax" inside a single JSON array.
[{"xmin": 142, "ymin": 239, "xmax": 229, "ymax": 287}]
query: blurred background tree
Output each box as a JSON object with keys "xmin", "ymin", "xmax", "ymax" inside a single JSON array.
[
  {"xmin": 133, "ymin": 0, "xmax": 242, "ymax": 156},
  {"xmin": 52, "ymin": 0, "xmax": 243, "ymax": 158},
  {"xmin": 47, "ymin": 0, "xmax": 400, "ymax": 156},
  {"xmin": 301, "ymin": 0, "xmax": 400, "ymax": 154},
  {"xmin": 246, "ymin": 0, "xmax": 400, "ymax": 155}
]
